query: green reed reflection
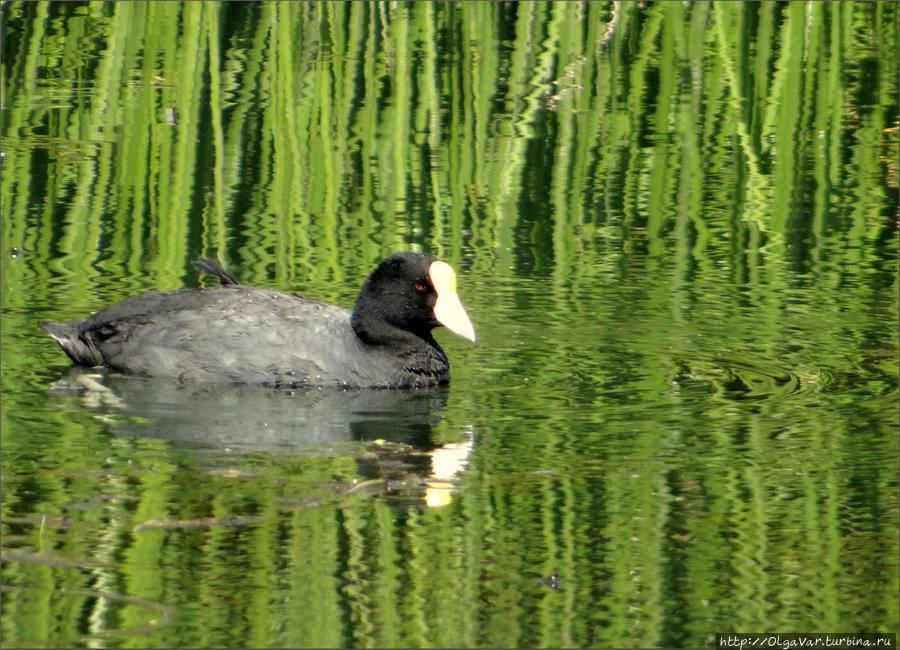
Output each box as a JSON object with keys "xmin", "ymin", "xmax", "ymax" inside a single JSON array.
[
  {"xmin": 1, "ymin": 1, "xmax": 897, "ymax": 648},
  {"xmin": 3, "ymin": 1, "xmax": 893, "ymax": 290}
]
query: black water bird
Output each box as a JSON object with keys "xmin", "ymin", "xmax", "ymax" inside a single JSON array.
[{"xmin": 40, "ymin": 253, "xmax": 476, "ymax": 388}]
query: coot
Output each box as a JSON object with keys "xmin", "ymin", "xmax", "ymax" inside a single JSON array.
[{"xmin": 40, "ymin": 253, "xmax": 476, "ymax": 388}]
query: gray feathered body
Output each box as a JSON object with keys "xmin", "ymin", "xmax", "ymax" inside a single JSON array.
[{"xmin": 40, "ymin": 286, "xmax": 450, "ymax": 388}]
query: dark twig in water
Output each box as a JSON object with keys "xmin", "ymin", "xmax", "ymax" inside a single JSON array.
[
  {"xmin": 280, "ymin": 478, "xmax": 388, "ymax": 511},
  {"xmin": 0, "ymin": 549, "xmax": 107, "ymax": 569},
  {"xmin": 133, "ymin": 513, "xmax": 262, "ymax": 532},
  {"xmin": 2, "ymin": 514, "xmax": 72, "ymax": 528}
]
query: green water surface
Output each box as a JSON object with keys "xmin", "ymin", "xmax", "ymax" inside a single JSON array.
[{"xmin": 1, "ymin": 2, "xmax": 898, "ymax": 648}]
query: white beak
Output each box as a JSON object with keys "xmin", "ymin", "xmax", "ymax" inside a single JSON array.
[{"xmin": 429, "ymin": 261, "xmax": 476, "ymax": 342}]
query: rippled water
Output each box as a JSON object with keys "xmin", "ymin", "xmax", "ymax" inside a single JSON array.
[
  {"xmin": 2, "ymin": 2, "xmax": 898, "ymax": 648},
  {"xmin": 9, "ymin": 244, "xmax": 894, "ymax": 647}
]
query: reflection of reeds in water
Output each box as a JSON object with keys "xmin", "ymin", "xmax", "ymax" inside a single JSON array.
[
  {"xmin": 3, "ymin": 2, "xmax": 895, "ymax": 295},
  {"xmin": 0, "ymin": 2, "xmax": 897, "ymax": 647}
]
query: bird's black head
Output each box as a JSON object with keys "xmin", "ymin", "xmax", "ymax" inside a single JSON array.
[{"xmin": 351, "ymin": 253, "xmax": 475, "ymax": 346}]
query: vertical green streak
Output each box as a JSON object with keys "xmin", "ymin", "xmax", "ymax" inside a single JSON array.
[
  {"xmin": 159, "ymin": 0, "xmax": 204, "ymax": 288},
  {"xmin": 751, "ymin": 2, "xmax": 776, "ymax": 150},
  {"xmin": 371, "ymin": 504, "xmax": 400, "ymax": 645},
  {"xmin": 341, "ymin": 506, "xmax": 375, "ymax": 647},
  {"xmin": 390, "ymin": 4, "xmax": 410, "ymax": 236},
  {"xmin": 110, "ymin": 1, "xmax": 151, "ymax": 284},
  {"xmin": 61, "ymin": 3, "xmax": 130, "ymax": 287},
  {"xmin": 288, "ymin": 506, "xmax": 344, "ymax": 646},
  {"xmin": 675, "ymin": 3, "xmax": 708, "ymax": 269},
  {"xmin": 144, "ymin": 2, "xmax": 182, "ymax": 286},
  {"xmin": 451, "ymin": 1, "xmax": 482, "ymax": 259},
  {"xmin": 1, "ymin": 563, "xmax": 52, "ymax": 645},
  {"xmin": 398, "ymin": 510, "xmax": 429, "ymax": 646},
  {"xmin": 621, "ymin": 4, "xmax": 661, "ymax": 241},
  {"xmin": 465, "ymin": 2, "xmax": 496, "ymax": 200},
  {"xmin": 330, "ymin": 0, "xmax": 359, "ymax": 275},
  {"xmin": 313, "ymin": 3, "xmax": 339, "ymax": 273},
  {"xmin": 1, "ymin": 2, "xmax": 49, "ymax": 284},
  {"xmin": 273, "ymin": 2, "xmax": 302, "ymax": 284},
  {"xmin": 417, "ymin": 3, "xmax": 447, "ymax": 256},
  {"xmin": 206, "ymin": 2, "xmax": 227, "ymax": 258},
  {"xmin": 238, "ymin": 4, "xmax": 272, "ymax": 280},
  {"xmin": 714, "ymin": 1, "xmax": 768, "ymax": 235},
  {"xmin": 646, "ymin": 2, "xmax": 676, "ymax": 260},
  {"xmin": 376, "ymin": 1, "xmax": 400, "ymax": 248},
  {"xmin": 218, "ymin": 7, "xmax": 265, "ymax": 272},
  {"xmin": 353, "ymin": 2, "xmax": 379, "ymax": 263},
  {"xmin": 845, "ymin": 4, "xmax": 893, "ymax": 262},
  {"xmin": 120, "ymin": 442, "xmax": 178, "ymax": 633},
  {"xmin": 592, "ymin": 2, "xmax": 629, "ymax": 232},
  {"xmin": 662, "ymin": 1, "xmax": 693, "ymax": 336},
  {"xmin": 596, "ymin": 475, "xmax": 631, "ymax": 646},
  {"xmin": 85, "ymin": 474, "xmax": 131, "ymax": 640},
  {"xmin": 764, "ymin": 1, "xmax": 804, "ymax": 236},
  {"xmin": 493, "ymin": 2, "xmax": 560, "ymax": 266},
  {"xmin": 823, "ymin": 3, "xmax": 846, "ymax": 238},
  {"xmin": 809, "ymin": 1, "xmax": 829, "ymax": 260},
  {"xmin": 567, "ymin": 1, "xmax": 604, "ymax": 238},
  {"xmin": 548, "ymin": 1, "xmax": 575, "ymax": 283}
]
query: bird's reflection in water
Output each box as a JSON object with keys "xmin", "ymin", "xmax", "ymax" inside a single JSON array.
[{"xmin": 50, "ymin": 368, "xmax": 473, "ymax": 507}]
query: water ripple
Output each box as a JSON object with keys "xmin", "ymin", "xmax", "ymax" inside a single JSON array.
[{"xmin": 667, "ymin": 354, "xmax": 896, "ymax": 404}]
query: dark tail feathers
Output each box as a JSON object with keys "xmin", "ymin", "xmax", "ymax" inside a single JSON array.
[{"xmin": 195, "ymin": 257, "xmax": 241, "ymax": 286}]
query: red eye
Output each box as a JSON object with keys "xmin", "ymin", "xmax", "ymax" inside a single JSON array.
[{"xmin": 414, "ymin": 281, "xmax": 427, "ymax": 292}]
